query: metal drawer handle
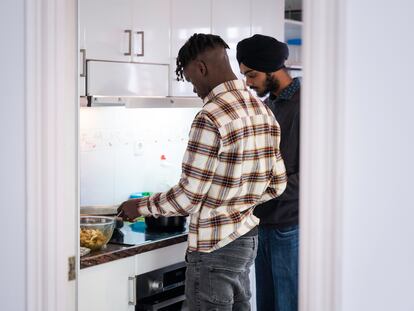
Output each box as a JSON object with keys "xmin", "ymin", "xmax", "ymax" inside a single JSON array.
[
  {"xmin": 135, "ymin": 31, "xmax": 144, "ymax": 57},
  {"xmin": 124, "ymin": 30, "xmax": 132, "ymax": 56},
  {"xmin": 80, "ymin": 49, "xmax": 86, "ymax": 77},
  {"xmin": 128, "ymin": 276, "xmax": 137, "ymax": 305}
]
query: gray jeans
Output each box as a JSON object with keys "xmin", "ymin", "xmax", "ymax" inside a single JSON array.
[{"xmin": 185, "ymin": 232, "xmax": 258, "ymax": 311}]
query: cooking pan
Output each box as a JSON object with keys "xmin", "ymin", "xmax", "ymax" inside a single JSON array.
[
  {"xmin": 145, "ymin": 216, "xmax": 187, "ymax": 232},
  {"xmin": 80, "ymin": 205, "xmax": 187, "ymax": 232}
]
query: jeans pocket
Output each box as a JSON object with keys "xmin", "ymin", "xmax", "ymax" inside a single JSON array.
[
  {"xmin": 205, "ymin": 266, "xmax": 243, "ymax": 304},
  {"xmin": 275, "ymin": 225, "xmax": 299, "ymax": 238}
]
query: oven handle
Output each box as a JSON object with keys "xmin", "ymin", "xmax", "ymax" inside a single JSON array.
[
  {"xmin": 139, "ymin": 294, "xmax": 186, "ymax": 311},
  {"xmin": 128, "ymin": 276, "xmax": 136, "ymax": 306}
]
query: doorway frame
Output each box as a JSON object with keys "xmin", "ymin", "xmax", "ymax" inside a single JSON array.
[
  {"xmin": 22, "ymin": 0, "xmax": 349, "ymax": 309},
  {"xmin": 25, "ymin": 0, "xmax": 78, "ymax": 310},
  {"xmin": 299, "ymin": 0, "xmax": 345, "ymax": 310}
]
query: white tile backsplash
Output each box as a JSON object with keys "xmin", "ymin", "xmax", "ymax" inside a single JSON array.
[{"xmin": 80, "ymin": 106, "xmax": 200, "ymax": 206}]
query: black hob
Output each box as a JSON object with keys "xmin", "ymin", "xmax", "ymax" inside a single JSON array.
[{"xmin": 109, "ymin": 220, "xmax": 188, "ymax": 246}]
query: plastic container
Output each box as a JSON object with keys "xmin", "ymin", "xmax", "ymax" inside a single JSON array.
[{"xmin": 129, "ymin": 192, "xmax": 152, "ymax": 199}]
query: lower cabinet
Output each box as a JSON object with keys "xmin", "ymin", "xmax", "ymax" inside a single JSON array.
[
  {"xmin": 79, "ymin": 242, "xmax": 187, "ymax": 311},
  {"xmin": 79, "ymin": 256, "xmax": 136, "ymax": 311}
]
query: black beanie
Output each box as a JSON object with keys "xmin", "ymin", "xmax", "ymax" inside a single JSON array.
[{"xmin": 236, "ymin": 34, "xmax": 289, "ymax": 72}]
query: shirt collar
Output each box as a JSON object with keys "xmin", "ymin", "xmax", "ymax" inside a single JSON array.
[
  {"xmin": 203, "ymin": 79, "xmax": 247, "ymax": 104},
  {"xmin": 269, "ymin": 77, "xmax": 300, "ymax": 102}
]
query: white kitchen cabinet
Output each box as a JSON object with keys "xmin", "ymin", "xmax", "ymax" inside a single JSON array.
[
  {"xmin": 86, "ymin": 60, "xmax": 169, "ymax": 97},
  {"xmin": 79, "ymin": 0, "xmax": 286, "ymax": 96},
  {"xmin": 132, "ymin": 0, "xmax": 171, "ymax": 64},
  {"xmin": 211, "ymin": 0, "xmax": 251, "ymax": 79},
  {"xmin": 252, "ymin": 0, "xmax": 285, "ymax": 41},
  {"xmin": 79, "ymin": 0, "xmax": 132, "ymax": 62},
  {"xmin": 170, "ymin": 0, "xmax": 212, "ymax": 96},
  {"xmin": 79, "ymin": 256, "xmax": 136, "ymax": 311},
  {"xmin": 79, "ymin": 0, "xmax": 171, "ymax": 64}
]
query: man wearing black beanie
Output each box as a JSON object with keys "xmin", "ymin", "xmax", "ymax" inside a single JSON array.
[{"xmin": 237, "ymin": 34, "xmax": 300, "ymax": 311}]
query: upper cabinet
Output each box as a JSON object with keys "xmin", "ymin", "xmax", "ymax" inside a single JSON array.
[
  {"xmin": 211, "ymin": 0, "xmax": 251, "ymax": 79},
  {"xmin": 79, "ymin": 0, "xmax": 171, "ymax": 64},
  {"xmin": 132, "ymin": 0, "xmax": 171, "ymax": 64},
  {"xmin": 79, "ymin": 0, "xmax": 132, "ymax": 62},
  {"xmin": 170, "ymin": 0, "xmax": 285, "ymax": 96},
  {"xmin": 170, "ymin": 0, "xmax": 212, "ymax": 97},
  {"xmin": 79, "ymin": 0, "xmax": 286, "ymax": 97},
  {"xmin": 252, "ymin": 0, "xmax": 285, "ymax": 43}
]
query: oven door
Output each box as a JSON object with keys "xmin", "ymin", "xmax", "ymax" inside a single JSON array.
[
  {"xmin": 136, "ymin": 293, "xmax": 188, "ymax": 311},
  {"xmin": 135, "ymin": 261, "xmax": 188, "ymax": 311}
]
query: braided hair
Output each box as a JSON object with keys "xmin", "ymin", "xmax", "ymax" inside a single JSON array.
[{"xmin": 175, "ymin": 33, "xmax": 229, "ymax": 81}]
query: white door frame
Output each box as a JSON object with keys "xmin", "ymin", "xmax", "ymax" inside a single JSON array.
[
  {"xmin": 299, "ymin": 0, "xmax": 346, "ymax": 310},
  {"xmin": 25, "ymin": 0, "xmax": 78, "ymax": 310},
  {"xmin": 22, "ymin": 0, "xmax": 349, "ymax": 310}
]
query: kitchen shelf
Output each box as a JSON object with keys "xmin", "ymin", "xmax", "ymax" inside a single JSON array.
[
  {"xmin": 284, "ymin": 18, "xmax": 303, "ymax": 41},
  {"xmin": 286, "ymin": 65, "xmax": 302, "ymax": 70},
  {"xmin": 284, "ymin": 18, "xmax": 303, "ymax": 68}
]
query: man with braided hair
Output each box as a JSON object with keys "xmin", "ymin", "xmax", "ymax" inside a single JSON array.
[{"xmin": 118, "ymin": 33, "xmax": 287, "ymax": 310}]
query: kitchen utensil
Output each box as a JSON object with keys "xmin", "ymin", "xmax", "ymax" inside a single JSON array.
[{"xmin": 80, "ymin": 204, "xmax": 120, "ymax": 215}]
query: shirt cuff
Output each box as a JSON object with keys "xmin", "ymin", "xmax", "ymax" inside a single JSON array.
[{"xmin": 137, "ymin": 197, "xmax": 151, "ymax": 216}]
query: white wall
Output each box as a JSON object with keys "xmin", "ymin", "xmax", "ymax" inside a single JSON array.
[
  {"xmin": 80, "ymin": 107, "xmax": 199, "ymax": 206},
  {"xmin": 341, "ymin": 1, "xmax": 414, "ymax": 310},
  {"xmin": 0, "ymin": 0, "xmax": 26, "ymax": 310},
  {"xmin": 301, "ymin": 1, "xmax": 414, "ymax": 310}
]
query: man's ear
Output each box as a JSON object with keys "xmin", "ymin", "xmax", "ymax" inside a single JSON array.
[{"xmin": 196, "ymin": 60, "xmax": 208, "ymax": 76}]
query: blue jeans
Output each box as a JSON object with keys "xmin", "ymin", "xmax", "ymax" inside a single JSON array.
[
  {"xmin": 255, "ymin": 225, "xmax": 299, "ymax": 311},
  {"xmin": 185, "ymin": 233, "xmax": 258, "ymax": 311}
]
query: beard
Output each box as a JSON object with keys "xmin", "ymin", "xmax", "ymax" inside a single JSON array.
[{"xmin": 255, "ymin": 73, "xmax": 280, "ymax": 98}]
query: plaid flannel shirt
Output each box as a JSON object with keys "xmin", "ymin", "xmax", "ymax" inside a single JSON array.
[{"xmin": 135, "ymin": 80, "xmax": 287, "ymax": 252}]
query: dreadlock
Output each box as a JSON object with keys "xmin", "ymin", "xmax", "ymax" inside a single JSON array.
[{"xmin": 175, "ymin": 33, "xmax": 229, "ymax": 81}]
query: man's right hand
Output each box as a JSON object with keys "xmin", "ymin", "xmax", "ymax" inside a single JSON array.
[{"xmin": 117, "ymin": 199, "xmax": 141, "ymax": 221}]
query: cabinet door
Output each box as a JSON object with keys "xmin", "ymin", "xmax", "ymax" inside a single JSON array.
[
  {"xmin": 132, "ymin": 0, "xmax": 171, "ymax": 64},
  {"xmin": 170, "ymin": 0, "xmax": 212, "ymax": 96},
  {"xmin": 79, "ymin": 257, "xmax": 136, "ymax": 311},
  {"xmin": 211, "ymin": 0, "xmax": 251, "ymax": 79},
  {"xmin": 252, "ymin": 0, "xmax": 284, "ymax": 40},
  {"xmin": 79, "ymin": 0, "xmax": 133, "ymax": 62}
]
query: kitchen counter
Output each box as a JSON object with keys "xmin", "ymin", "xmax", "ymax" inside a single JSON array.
[{"xmin": 80, "ymin": 220, "xmax": 188, "ymax": 269}]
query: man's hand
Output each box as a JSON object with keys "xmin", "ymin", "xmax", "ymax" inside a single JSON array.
[{"xmin": 117, "ymin": 199, "xmax": 140, "ymax": 221}]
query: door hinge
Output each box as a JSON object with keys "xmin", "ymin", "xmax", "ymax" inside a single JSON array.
[{"xmin": 68, "ymin": 256, "xmax": 76, "ymax": 281}]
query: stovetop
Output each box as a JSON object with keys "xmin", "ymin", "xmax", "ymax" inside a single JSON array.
[{"xmin": 109, "ymin": 220, "xmax": 188, "ymax": 247}]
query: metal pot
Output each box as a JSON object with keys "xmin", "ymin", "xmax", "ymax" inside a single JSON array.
[{"xmin": 145, "ymin": 216, "xmax": 187, "ymax": 232}]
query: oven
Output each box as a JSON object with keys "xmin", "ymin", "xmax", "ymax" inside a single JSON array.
[{"xmin": 135, "ymin": 262, "xmax": 188, "ymax": 311}]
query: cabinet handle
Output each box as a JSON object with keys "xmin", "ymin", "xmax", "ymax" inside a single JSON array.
[
  {"xmin": 124, "ymin": 30, "xmax": 132, "ymax": 56},
  {"xmin": 128, "ymin": 276, "xmax": 136, "ymax": 306},
  {"xmin": 135, "ymin": 31, "xmax": 144, "ymax": 57},
  {"xmin": 80, "ymin": 49, "xmax": 86, "ymax": 77}
]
